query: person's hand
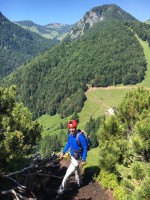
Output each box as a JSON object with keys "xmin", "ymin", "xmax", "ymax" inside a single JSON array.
[
  {"xmin": 81, "ymin": 160, "xmax": 86, "ymax": 166},
  {"xmin": 58, "ymin": 152, "xmax": 64, "ymax": 160}
]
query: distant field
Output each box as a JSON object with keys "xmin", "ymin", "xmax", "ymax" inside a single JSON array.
[
  {"xmin": 38, "ymin": 114, "xmax": 70, "ymax": 137},
  {"xmin": 136, "ymin": 36, "xmax": 150, "ymax": 87},
  {"xmin": 38, "ymin": 88, "xmax": 130, "ymax": 135},
  {"xmin": 78, "ymin": 88, "xmax": 130, "ymax": 129}
]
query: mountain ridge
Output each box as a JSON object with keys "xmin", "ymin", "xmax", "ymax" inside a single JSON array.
[{"xmin": 15, "ymin": 20, "xmax": 73, "ymax": 40}]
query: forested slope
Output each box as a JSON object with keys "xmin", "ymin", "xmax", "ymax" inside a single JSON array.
[
  {"xmin": 0, "ymin": 12, "xmax": 58, "ymax": 79},
  {"xmin": 2, "ymin": 21, "xmax": 147, "ymax": 119}
]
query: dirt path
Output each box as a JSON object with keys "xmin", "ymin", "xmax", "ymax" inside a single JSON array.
[
  {"xmin": 85, "ymin": 85, "xmax": 150, "ymax": 94},
  {"xmin": 49, "ymin": 160, "xmax": 115, "ymax": 200}
]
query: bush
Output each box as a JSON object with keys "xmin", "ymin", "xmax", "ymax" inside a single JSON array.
[
  {"xmin": 97, "ymin": 169, "xmax": 118, "ymax": 189},
  {"xmin": 114, "ymin": 187, "xmax": 131, "ymax": 200}
]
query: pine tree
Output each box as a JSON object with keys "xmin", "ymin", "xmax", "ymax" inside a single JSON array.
[
  {"xmin": 97, "ymin": 87, "xmax": 150, "ymax": 200},
  {"xmin": 0, "ymin": 85, "xmax": 42, "ymax": 172}
]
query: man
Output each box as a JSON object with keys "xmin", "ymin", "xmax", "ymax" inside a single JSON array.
[{"xmin": 56, "ymin": 119, "xmax": 87, "ymax": 199}]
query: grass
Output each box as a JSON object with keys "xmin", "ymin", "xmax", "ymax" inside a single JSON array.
[
  {"xmin": 136, "ymin": 36, "xmax": 150, "ymax": 87},
  {"xmin": 38, "ymin": 114, "xmax": 66, "ymax": 136},
  {"xmin": 86, "ymin": 147, "xmax": 100, "ymax": 166},
  {"xmin": 78, "ymin": 88, "xmax": 130, "ymax": 129},
  {"xmin": 38, "ymin": 114, "xmax": 58, "ymax": 133}
]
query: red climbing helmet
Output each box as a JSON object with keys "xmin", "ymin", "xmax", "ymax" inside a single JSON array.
[{"xmin": 67, "ymin": 119, "xmax": 77, "ymax": 129}]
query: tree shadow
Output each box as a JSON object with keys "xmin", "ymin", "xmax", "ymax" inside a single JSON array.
[{"xmin": 82, "ymin": 165, "xmax": 100, "ymax": 185}]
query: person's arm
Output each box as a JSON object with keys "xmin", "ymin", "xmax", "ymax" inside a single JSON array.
[{"xmin": 63, "ymin": 141, "xmax": 70, "ymax": 154}]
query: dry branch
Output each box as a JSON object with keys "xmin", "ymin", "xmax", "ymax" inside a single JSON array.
[{"xmin": 1, "ymin": 153, "xmax": 61, "ymax": 200}]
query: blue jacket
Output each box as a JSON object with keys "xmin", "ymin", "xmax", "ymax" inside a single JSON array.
[{"xmin": 63, "ymin": 131, "xmax": 87, "ymax": 161}]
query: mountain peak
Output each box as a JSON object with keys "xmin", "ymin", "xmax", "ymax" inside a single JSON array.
[
  {"xmin": 0, "ymin": 12, "xmax": 10, "ymax": 23},
  {"xmin": 14, "ymin": 20, "xmax": 38, "ymax": 27},
  {"xmin": 46, "ymin": 23, "xmax": 68, "ymax": 28},
  {"xmin": 69, "ymin": 4, "xmax": 137, "ymax": 40}
]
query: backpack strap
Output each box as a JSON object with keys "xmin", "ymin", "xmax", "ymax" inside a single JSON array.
[
  {"xmin": 76, "ymin": 131, "xmax": 83, "ymax": 147},
  {"xmin": 77, "ymin": 130, "xmax": 92, "ymax": 150},
  {"xmin": 76, "ymin": 130, "xmax": 88, "ymax": 147}
]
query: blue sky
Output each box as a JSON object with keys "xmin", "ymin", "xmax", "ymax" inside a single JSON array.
[{"xmin": 1, "ymin": 0, "xmax": 150, "ymax": 25}]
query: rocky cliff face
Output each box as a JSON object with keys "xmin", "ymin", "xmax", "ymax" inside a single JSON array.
[
  {"xmin": 68, "ymin": 4, "xmax": 136, "ymax": 40},
  {"xmin": 69, "ymin": 10, "xmax": 104, "ymax": 39}
]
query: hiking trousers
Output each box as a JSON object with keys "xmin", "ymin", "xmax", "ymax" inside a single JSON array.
[{"xmin": 57, "ymin": 156, "xmax": 81, "ymax": 195}]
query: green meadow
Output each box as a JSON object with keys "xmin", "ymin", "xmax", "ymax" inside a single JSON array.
[
  {"xmin": 38, "ymin": 88, "xmax": 129, "ymax": 135},
  {"xmin": 136, "ymin": 37, "xmax": 150, "ymax": 87},
  {"xmin": 78, "ymin": 88, "xmax": 130, "ymax": 129},
  {"xmin": 86, "ymin": 147, "xmax": 100, "ymax": 166}
]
